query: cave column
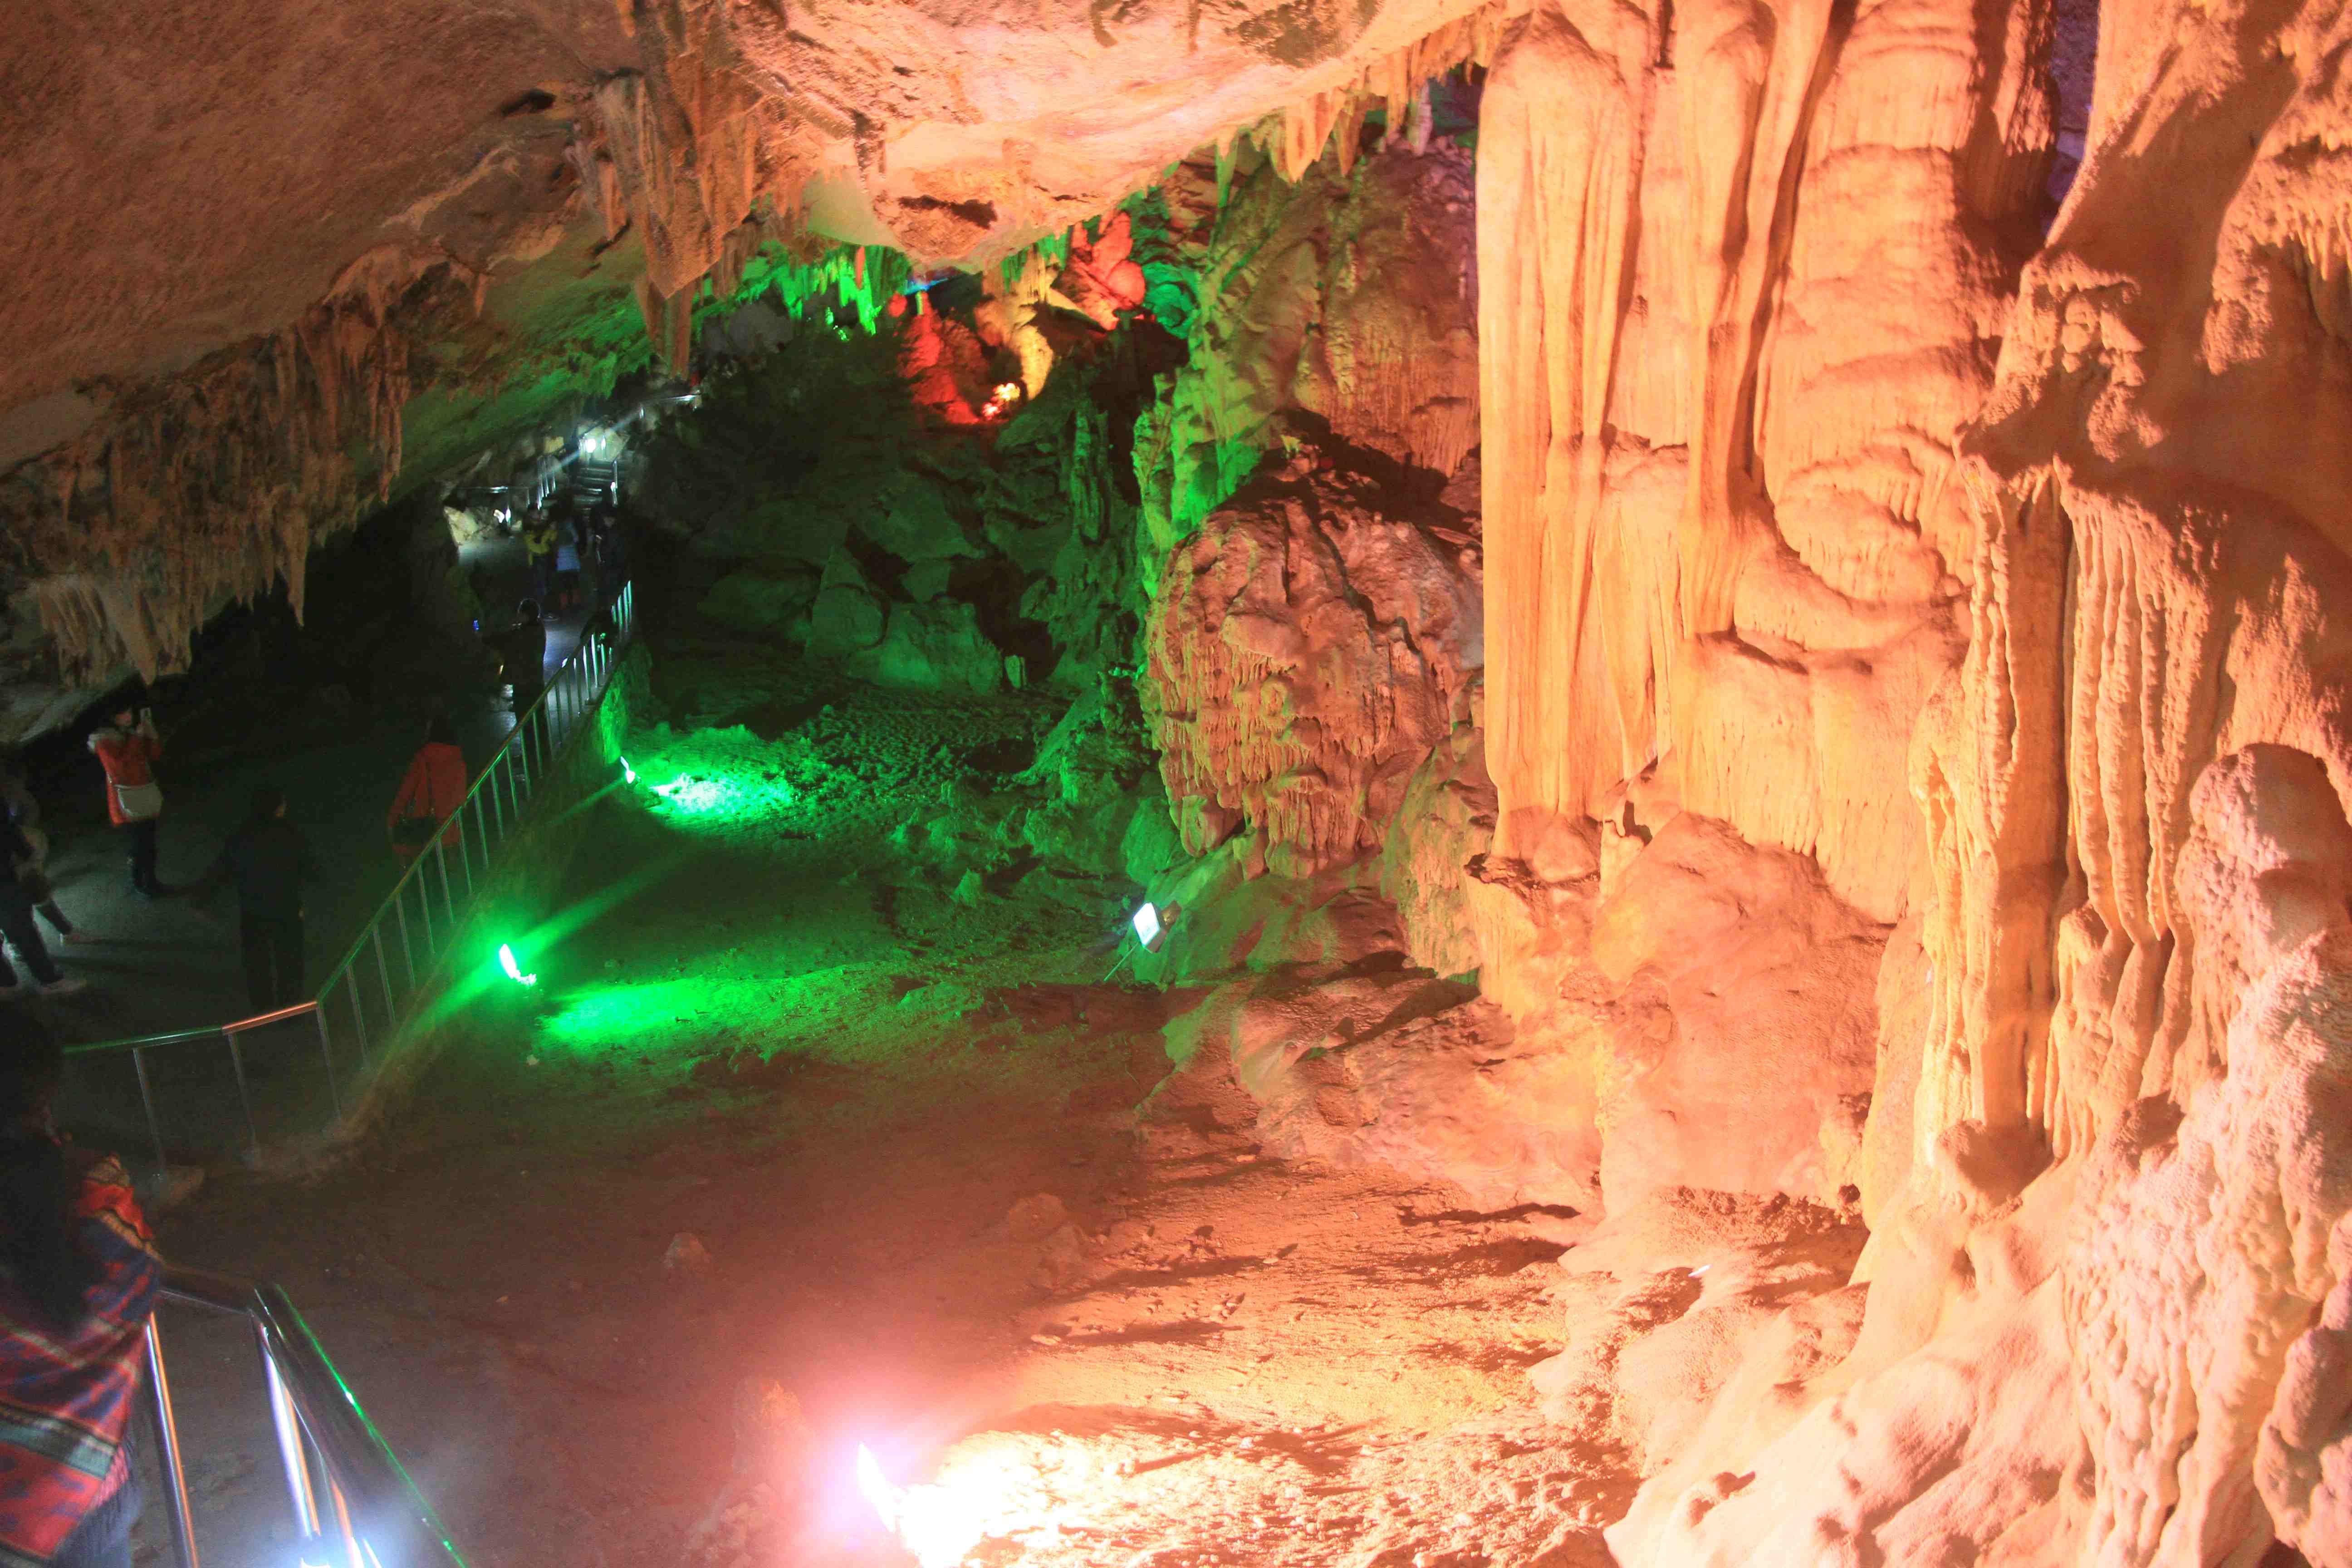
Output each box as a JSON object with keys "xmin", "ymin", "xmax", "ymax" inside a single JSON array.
[{"xmin": 1475, "ymin": 0, "xmax": 1654, "ymax": 879}]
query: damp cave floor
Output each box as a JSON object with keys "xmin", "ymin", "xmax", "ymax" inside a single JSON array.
[{"xmin": 124, "ymin": 670, "xmax": 1626, "ymax": 1568}]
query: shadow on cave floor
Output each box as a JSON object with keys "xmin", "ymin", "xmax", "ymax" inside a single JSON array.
[{"xmin": 122, "ymin": 668, "xmax": 1623, "ymax": 1568}]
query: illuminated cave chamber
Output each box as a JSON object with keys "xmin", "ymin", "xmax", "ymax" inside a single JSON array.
[{"xmin": 8, "ymin": 0, "xmax": 2352, "ymax": 1559}]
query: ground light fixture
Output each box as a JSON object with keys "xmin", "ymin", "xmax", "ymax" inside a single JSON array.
[
  {"xmin": 497, "ymin": 943, "xmax": 539, "ymax": 988},
  {"xmin": 1103, "ymin": 899, "xmax": 1176, "ymax": 980},
  {"xmin": 855, "ymin": 1445, "xmax": 897, "ymax": 1533},
  {"xmin": 620, "ymin": 755, "xmax": 637, "ymax": 785},
  {"xmin": 851, "ymin": 1436, "xmax": 1070, "ymax": 1568}
]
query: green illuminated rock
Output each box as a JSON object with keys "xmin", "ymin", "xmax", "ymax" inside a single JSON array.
[
  {"xmin": 700, "ymin": 569, "xmax": 818, "ymax": 636},
  {"xmin": 853, "ymin": 602, "xmax": 1005, "ymax": 695},
  {"xmin": 808, "ymin": 551, "xmax": 887, "ymax": 654}
]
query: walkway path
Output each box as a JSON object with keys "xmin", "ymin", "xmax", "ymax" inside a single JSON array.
[{"xmin": 21, "ymin": 537, "xmax": 590, "ymax": 1044}]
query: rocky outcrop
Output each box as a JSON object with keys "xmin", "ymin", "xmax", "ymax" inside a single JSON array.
[
  {"xmin": 1146, "ymin": 462, "xmax": 1481, "ymax": 877},
  {"xmin": 1136, "ymin": 140, "xmax": 1483, "ymax": 568}
]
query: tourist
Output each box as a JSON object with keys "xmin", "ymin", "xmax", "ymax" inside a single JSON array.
[
  {"xmin": 523, "ymin": 507, "xmax": 561, "ymax": 607},
  {"xmin": 495, "ymin": 599, "xmax": 548, "ymax": 715},
  {"xmin": 84, "ymin": 706, "xmax": 165, "ymax": 900},
  {"xmin": 192, "ymin": 786, "xmax": 314, "ymax": 1014},
  {"xmin": 387, "ymin": 715, "xmax": 468, "ymax": 864},
  {"xmin": 554, "ymin": 510, "xmax": 583, "ymax": 614},
  {"xmin": 593, "ymin": 507, "xmax": 627, "ymax": 603},
  {"xmin": 0, "ymin": 1009, "xmax": 159, "ymax": 1568},
  {"xmin": 0, "ymin": 812, "xmax": 86, "ymax": 999},
  {"xmin": 575, "ymin": 509, "xmax": 604, "ymax": 614},
  {"xmin": 2, "ymin": 767, "xmax": 87, "ymax": 946}
]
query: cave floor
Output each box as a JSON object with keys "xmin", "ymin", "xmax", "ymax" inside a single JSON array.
[{"xmin": 137, "ymin": 677, "xmax": 1624, "ymax": 1568}]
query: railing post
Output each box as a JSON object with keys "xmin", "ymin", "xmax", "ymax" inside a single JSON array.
[
  {"xmin": 395, "ymin": 884, "xmax": 416, "ymax": 987},
  {"xmin": 511, "ymin": 717, "xmax": 533, "ymax": 796},
  {"xmin": 453, "ymin": 817, "xmax": 475, "ymax": 900},
  {"xmin": 143, "ymin": 1318, "xmax": 201, "ymax": 1568},
  {"xmin": 313, "ymin": 1004, "xmax": 343, "ymax": 1120},
  {"xmin": 415, "ymin": 860, "xmax": 435, "ymax": 954},
  {"xmin": 372, "ymin": 928, "xmax": 395, "ymax": 1034},
  {"xmin": 132, "ymin": 1045, "xmax": 167, "ymax": 1176},
  {"xmin": 433, "ymin": 837, "xmax": 457, "ymax": 929},
  {"xmin": 225, "ymin": 1029, "xmax": 261, "ymax": 1160},
  {"xmin": 343, "ymin": 970, "xmax": 368, "ymax": 1067},
  {"xmin": 259, "ymin": 1329, "xmax": 324, "ymax": 1552}
]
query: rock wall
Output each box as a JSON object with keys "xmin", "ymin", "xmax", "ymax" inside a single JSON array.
[
  {"xmin": 1146, "ymin": 461, "xmax": 1482, "ymax": 878},
  {"xmin": 1474, "ymin": 0, "xmax": 2044, "ymax": 936},
  {"xmin": 1430, "ymin": 0, "xmax": 2352, "ymax": 1563},
  {"xmin": 1136, "ymin": 0, "xmax": 2352, "ymax": 1557},
  {"xmin": 1134, "ymin": 140, "xmax": 1483, "ymax": 578}
]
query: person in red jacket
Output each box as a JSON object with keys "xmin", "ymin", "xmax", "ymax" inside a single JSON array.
[
  {"xmin": 85, "ymin": 706, "xmax": 165, "ymax": 899},
  {"xmin": 386, "ymin": 715, "xmax": 468, "ymax": 864}
]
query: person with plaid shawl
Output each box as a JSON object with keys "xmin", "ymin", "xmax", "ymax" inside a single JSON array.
[{"xmin": 0, "ymin": 1014, "xmax": 161, "ymax": 1567}]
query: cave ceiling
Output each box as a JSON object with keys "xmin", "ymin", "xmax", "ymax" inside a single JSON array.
[{"xmin": 0, "ymin": 0, "xmax": 1496, "ymax": 470}]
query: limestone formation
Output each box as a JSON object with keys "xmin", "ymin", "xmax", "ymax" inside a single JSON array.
[
  {"xmin": 20, "ymin": 0, "xmax": 2352, "ymax": 1559},
  {"xmin": 1146, "ymin": 461, "xmax": 1482, "ymax": 877},
  {"xmin": 1137, "ymin": 140, "xmax": 1482, "ymax": 565}
]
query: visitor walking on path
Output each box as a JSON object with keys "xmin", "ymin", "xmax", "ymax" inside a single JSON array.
[
  {"xmin": 2, "ymin": 767, "xmax": 88, "ymax": 946},
  {"xmin": 86, "ymin": 706, "xmax": 166, "ymax": 899},
  {"xmin": 0, "ymin": 1009, "xmax": 159, "ymax": 1568},
  {"xmin": 0, "ymin": 813, "xmax": 86, "ymax": 999},
  {"xmin": 577, "ymin": 509, "xmax": 605, "ymax": 613},
  {"xmin": 496, "ymin": 598, "xmax": 549, "ymax": 717},
  {"xmin": 553, "ymin": 510, "xmax": 583, "ymax": 614},
  {"xmin": 592, "ymin": 506, "xmax": 627, "ymax": 608},
  {"xmin": 388, "ymin": 715, "xmax": 469, "ymax": 863},
  {"xmin": 192, "ymin": 785, "xmax": 316, "ymax": 1014},
  {"xmin": 523, "ymin": 508, "xmax": 561, "ymax": 606}
]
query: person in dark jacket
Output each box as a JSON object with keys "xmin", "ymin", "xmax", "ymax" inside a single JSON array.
[
  {"xmin": 0, "ymin": 814, "xmax": 85, "ymax": 999},
  {"xmin": 193, "ymin": 786, "xmax": 315, "ymax": 1013},
  {"xmin": 2, "ymin": 766, "xmax": 88, "ymax": 946},
  {"xmin": 495, "ymin": 599, "xmax": 547, "ymax": 717}
]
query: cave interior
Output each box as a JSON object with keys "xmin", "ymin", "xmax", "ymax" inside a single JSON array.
[{"xmin": 7, "ymin": 0, "xmax": 2352, "ymax": 1563}]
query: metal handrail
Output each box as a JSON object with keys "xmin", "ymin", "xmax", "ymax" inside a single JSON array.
[
  {"xmin": 64, "ymin": 582, "xmax": 637, "ymax": 1161},
  {"xmin": 314, "ymin": 581, "xmax": 635, "ymax": 989},
  {"xmin": 147, "ymin": 1265, "xmax": 467, "ymax": 1568}
]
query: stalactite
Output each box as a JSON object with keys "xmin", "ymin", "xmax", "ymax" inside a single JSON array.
[
  {"xmin": 1257, "ymin": 0, "xmax": 1529, "ymax": 186},
  {"xmin": 1910, "ymin": 467, "xmax": 2071, "ymax": 1144},
  {"xmin": 5, "ymin": 258, "xmax": 453, "ymax": 684}
]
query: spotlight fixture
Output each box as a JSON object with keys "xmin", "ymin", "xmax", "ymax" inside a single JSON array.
[
  {"xmin": 1103, "ymin": 899, "xmax": 1176, "ymax": 981},
  {"xmin": 980, "ymin": 381, "xmax": 1024, "ymax": 420},
  {"xmin": 856, "ymin": 1445, "xmax": 897, "ymax": 1533},
  {"xmin": 498, "ymin": 943, "xmax": 539, "ymax": 988}
]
